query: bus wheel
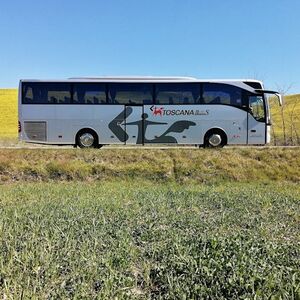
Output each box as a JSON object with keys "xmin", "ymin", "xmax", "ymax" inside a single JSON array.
[
  {"xmin": 204, "ymin": 130, "xmax": 227, "ymax": 148},
  {"xmin": 76, "ymin": 129, "xmax": 99, "ymax": 148}
]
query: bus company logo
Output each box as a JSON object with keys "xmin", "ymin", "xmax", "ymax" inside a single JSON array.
[
  {"xmin": 150, "ymin": 106, "xmax": 209, "ymax": 117},
  {"xmin": 150, "ymin": 106, "xmax": 164, "ymax": 116}
]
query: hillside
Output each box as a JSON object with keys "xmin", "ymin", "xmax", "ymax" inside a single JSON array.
[
  {"xmin": 269, "ymin": 94, "xmax": 300, "ymax": 145},
  {"xmin": 0, "ymin": 89, "xmax": 17, "ymax": 138},
  {"xmin": 0, "ymin": 88, "xmax": 299, "ymax": 144}
]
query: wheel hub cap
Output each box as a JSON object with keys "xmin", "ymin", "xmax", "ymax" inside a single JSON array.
[
  {"xmin": 209, "ymin": 134, "xmax": 222, "ymax": 147},
  {"xmin": 80, "ymin": 133, "xmax": 94, "ymax": 147}
]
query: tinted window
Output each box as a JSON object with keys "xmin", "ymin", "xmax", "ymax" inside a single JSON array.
[
  {"xmin": 156, "ymin": 83, "xmax": 200, "ymax": 105},
  {"xmin": 22, "ymin": 83, "xmax": 71, "ymax": 104},
  {"xmin": 249, "ymin": 95, "xmax": 265, "ymax": 122},
  {"xmin": 73, "ymin": 83, "xmax": 106, "ymax": 104},
  {"xmin": 202, "ymin": 83, "xmax": 244, "ymax": 107},
  {"xmin": 108, "ymin": 83, "xmax": 153, "ymax": 105}
]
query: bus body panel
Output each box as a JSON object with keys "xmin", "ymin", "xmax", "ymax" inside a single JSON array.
[
  {"xmin": 247, "ymin": 114, "xmax": 266, "ymax": 144},
  {"xmin": 21, "ymin": 104, "xmax": 250, "ymax": 145},
  {"xmin": 125, "ymin": 106, "xmax": 143, "ymax": 144},
  {"xmin": 144, "ymin": 105, "xmax": 247, "ymax": 144},
  {"xmin": 21, "ymin": 105, "xmax": 126, "ymax": 144}
]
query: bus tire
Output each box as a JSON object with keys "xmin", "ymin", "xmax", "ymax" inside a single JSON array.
[
  {"xmin": 203, "ymin": 129, "xmax": 227, "ymax": 148},
  {"xmin": 76, "ymin": 129, "xmax": 100, "ymax": 149}
]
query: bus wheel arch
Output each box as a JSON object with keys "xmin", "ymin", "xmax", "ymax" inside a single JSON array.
[
  {"xmin": 75, "ymin": 128, "xmax": 101, "ymax": 148},
  {"xmin": 203, "ymin": 128, "xmax": 227, "ymax": 148}
]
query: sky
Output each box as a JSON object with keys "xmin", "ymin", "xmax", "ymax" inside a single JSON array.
[{"xmin": 0, "ymin": 0, "xmax": 300, "ymax": 93}]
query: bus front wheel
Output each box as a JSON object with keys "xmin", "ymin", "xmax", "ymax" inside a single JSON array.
[
  {"xmin": 76, "ymin": 129, "xmax": 100, "ymax": 149},
  {"xmin": 203, "ymin": 129, "xmax": 227, "ymax": 148}
]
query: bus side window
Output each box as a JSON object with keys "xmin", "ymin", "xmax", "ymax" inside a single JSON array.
[
  {"xmin": 22, "ymin": 83, "xmax": 71, "ymax": 104},
  {"xmin": 203, "ymin": 84, "xmax": 230, "ymax": 104},
  {"xmin": 46, "ymin": 84, "xmax": 71, "ymax": 104},
  {"xmin": 155, "ymin": 83, "xmax": 200, "ymax": 105},
  {"xmin": 108, "ymin": 83, "xmax": 153, "ymax": 105},
  {"xmin": 202, "ymin": 83, "xmax": 244, "ymax": 108},
  {"xmin": 73, "ymin": 84, "xmax": 106, "ymax": 104}
]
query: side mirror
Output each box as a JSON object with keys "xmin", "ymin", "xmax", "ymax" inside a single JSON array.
[
  {"xmin": 255, "ymin": 89, "xmax": 283, "ymax": 106},
  {"xmin": 275, "ymin": 93, "xmax": 284, "ymax": 106}
]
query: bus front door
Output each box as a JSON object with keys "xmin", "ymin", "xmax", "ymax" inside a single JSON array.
[
  {"xmin": 125, "ymin": 105, "xmax": 144, "ymax": 144},
  {"xmin": 247, "ymin": 95, "xmax": 266, "ymax": 144}
]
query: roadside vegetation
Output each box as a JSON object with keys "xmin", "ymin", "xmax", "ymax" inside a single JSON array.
[
  {"xmin": 0, "ymin": 181, "xmax": 299, "ymax": 299},
  {"xmin": 0, "ymin": 148, "xmax": 299, "ymax": 183}
]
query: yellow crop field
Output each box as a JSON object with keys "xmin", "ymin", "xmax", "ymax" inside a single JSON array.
[
  {"xmin": 0, "ymin": 89, "xmax": 299, "ymax": 144},
  {"xmin": 270, "ymin": 94, "xmax": 300, "ymax": 145},
  {"xmin": 0, "ymin": 89, "xmax": 18, "ymax": 138}
]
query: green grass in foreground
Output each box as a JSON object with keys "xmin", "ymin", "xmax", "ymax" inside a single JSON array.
[{"xmin": 0, "ymin": 181, "xmax": 299, "ymax": 299}]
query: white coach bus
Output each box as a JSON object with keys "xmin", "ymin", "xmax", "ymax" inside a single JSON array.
[{"xmin": 18, "ymin": 77, "xmax": 282, "ymax": 148}]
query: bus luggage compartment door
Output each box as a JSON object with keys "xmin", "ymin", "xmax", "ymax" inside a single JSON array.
[{"xmin": 125, "ymin": 106, "xmax": 144, "ymax": 144}]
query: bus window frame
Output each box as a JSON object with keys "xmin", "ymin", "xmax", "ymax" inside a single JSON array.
[{"xmin": 21, "ymin": 82, "xmax": 262, "ymax": 113}]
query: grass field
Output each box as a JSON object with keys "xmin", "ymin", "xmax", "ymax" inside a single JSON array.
[
  {"xmin": 0, "ymin": 181, "xmax": 299, "ymax": 299},
  {"xmin": 0, "ymin": 147, "xmax": 299, "ymax": 298},
  {"xmin": 0, "ymin": 88, "xmax": 299, "ymax": 144}
]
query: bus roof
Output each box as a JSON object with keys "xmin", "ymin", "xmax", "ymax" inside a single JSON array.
[
  {"xmin": 20, "ymin": 77, "xmax": 263, "ymax": 85},
  {"xmin": 69, "ymin": 76, "xmax": 198, "ymax": 81}
]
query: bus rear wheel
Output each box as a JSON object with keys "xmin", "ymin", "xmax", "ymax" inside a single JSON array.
[
  {"xmin": 204, "ymin": 130, "xmax": 227, "ymax": 148},
  {"xmin": 76, "ymin": 129, "xmax": 100, "ymax": 149}
]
